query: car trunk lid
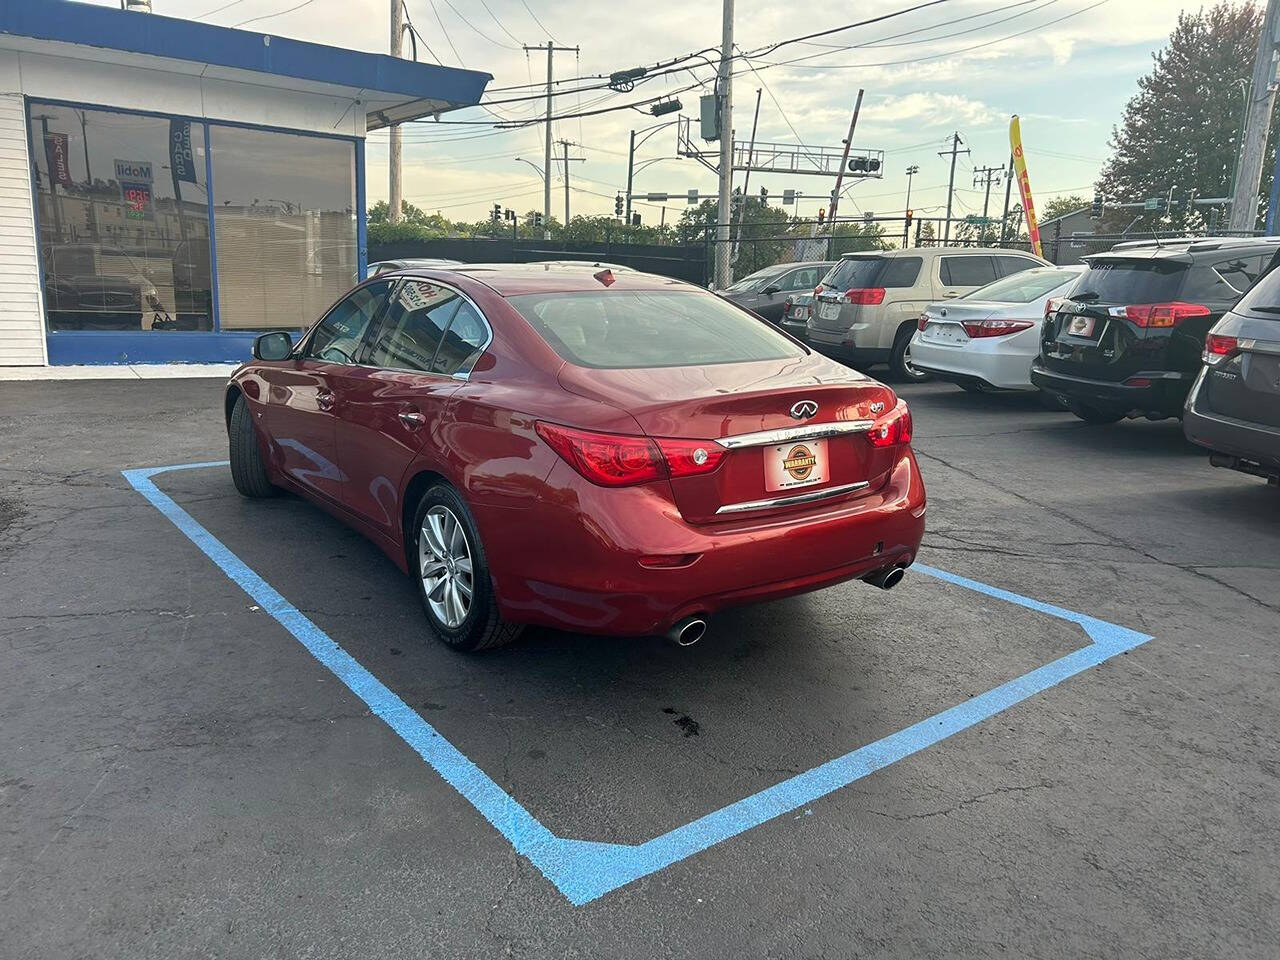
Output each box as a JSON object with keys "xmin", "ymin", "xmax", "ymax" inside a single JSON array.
[
  {"xmin": 1201, "ymin": 322, "xmax": 1280, "ymax": 428},
  {"xmin": 557, "ymin": 358, "xmax": 900, "ymax": 522}
]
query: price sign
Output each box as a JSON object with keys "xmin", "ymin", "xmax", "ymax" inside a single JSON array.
[{"xmin": 120, "ymin": 180, "xmax": 154, "ymax": 220}]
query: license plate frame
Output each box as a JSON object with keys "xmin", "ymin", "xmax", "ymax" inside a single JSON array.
[
  {"xmin": 765, "ymin": 438, "xmax": 828, "ymax": 492},
  {"xmin": 1066, "ymin": 315, "xmax": 1096, "ymax": 337},
  {"xmin": 817, "ymin": 302, "xmax": 841, "ymax": 321}
]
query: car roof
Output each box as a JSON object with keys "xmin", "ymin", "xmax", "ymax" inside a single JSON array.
[
  {"xmin": 390, "ymin": 262, "xmax": 691, "ymax": 296},
  {"xmin": 838, "ymin": 247, "xmax": 1045, "ymax": 259},
  {"xmin": 1089, "ymin": 235, "xmax": 1280, "ymax": 261}
]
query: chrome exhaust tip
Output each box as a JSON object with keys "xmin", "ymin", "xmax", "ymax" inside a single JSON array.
[
  {"xmin": 863, "ymin": 565, "xmax": 907, "ymax": 590},
  {"xmin": 666, "ymin": 615, "xmax": 709, "ymax": 647}
]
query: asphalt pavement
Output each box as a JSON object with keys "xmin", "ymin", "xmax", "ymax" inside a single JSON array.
[{"xmin": 1, "ymin": 376, "xmax": 1276, "ymax": 959}]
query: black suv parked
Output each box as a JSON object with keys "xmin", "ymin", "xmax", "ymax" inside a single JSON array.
[
  {"xmin": 1031, "ymin": 237, "xmax": 1280, "ymax": 423},
  {"xmin": 1184, "ymin": 262, "xmax": 1280, "ymax": 487}
]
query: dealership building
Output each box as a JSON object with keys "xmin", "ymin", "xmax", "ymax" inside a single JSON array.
[{"xmin": 0, "ymin": 1, "xmax": 488, "ymax": 366}]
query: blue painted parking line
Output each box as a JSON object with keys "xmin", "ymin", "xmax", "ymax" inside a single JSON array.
[{"xmin": 125, "ymin": 461, "xmax": 1153, "ymax": 906}]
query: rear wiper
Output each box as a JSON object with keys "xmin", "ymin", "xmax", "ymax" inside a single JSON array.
[{"xmin": 1071, "ymin": 290, "xmax": 1102, "ymax": 302}]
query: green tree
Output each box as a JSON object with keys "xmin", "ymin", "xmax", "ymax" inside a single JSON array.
[
  {"xmin": 1096, "ymin": 2, "xmax": 1275, "ymax": 232},
  {"xmin": 1040, "ymin": 194, "xmax": 1091, "ymax": 223},
  {"xmin": 677, "ymin": 197, "xmax": 793, "ymax": 279},
  {"xmin": 830, "ymin": 221, "xmax": 891, "ymax": 256}
]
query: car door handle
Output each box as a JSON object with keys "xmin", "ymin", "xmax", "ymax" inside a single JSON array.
[
  {"xmin": 944, "ymin": 292, "xmax": 960, "ymax": 299},
  {"xmin": 399, "ymin": 411, "xmax": 425, "ymax": 429},
  {"xmin": 316, "ymin": 391, "xmax": 335, "ymax": 411}
]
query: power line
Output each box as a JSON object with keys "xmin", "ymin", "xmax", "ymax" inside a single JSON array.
[
  {"xmin": 518, "ymin": 0, "xmax": 558, "ymax": 42},
  {"xmin": 478, "ymin": 0, "xmax": 525, "ymax": 46},
  {"xmin": 194, "ymin": 0, "xmax": 249, "ymax": 19},
  {"xmin": 232, "ymin": 0, "xmax": 318, "ymax": 28},
  {"xmin": 436, "ymin": 0, "xmax": 521, "ymax": 51}
]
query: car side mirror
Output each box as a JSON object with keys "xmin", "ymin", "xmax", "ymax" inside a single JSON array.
[
  {"xmin": 253, "ymin": 331, "xmax": 293, "ymax": 361},
  {"xmin": 762, "ymin": 284, "xmax": 781, "ymax": 297}
]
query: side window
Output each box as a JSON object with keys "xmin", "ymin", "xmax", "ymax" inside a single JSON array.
[
  {"xmin": 881, "ymin": 257, "xmax": 922, "ymax": 288},
  {"xmin": 1211, "ymin": 254, "xmax": 1268, "ymax": 296},
  {"xmin": 940, "ymin": 256, "xmax": 997, "ymax": 287},
  {"xmin": 786, "ymin": 268, "xmax": 817, "ymax": 291},
  {"xmin": 995, "ymin": 255, "xmax": 1039, "ymax": 278},
  {"xmin": 367, "ymin": 280, "xmax": 460, "ymax": 372},
  {"xmin": 433, "ymin": 300, "xmax": 490, "ymax": 376},
  {"xmin": 305, "ymin": 280, "xmax": 392, "ymax": 364}
]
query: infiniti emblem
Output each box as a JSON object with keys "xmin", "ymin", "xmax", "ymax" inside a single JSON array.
[{"xmin": 790, "ymin": 399, "xmax": 819, "ymax": 420}]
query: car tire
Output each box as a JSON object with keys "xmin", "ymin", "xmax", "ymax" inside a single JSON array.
[
  {"xmin": 229, "ymin": 394, "xmax": 279, "ymax": 499},
  {"xmin": 411, "ymin": 484, "xmax": 523, "ymax": 653},
  {"xmin": 1067, "ymin": 401, "xmax": 1124, "ymax": 424},
  {"xmin": 890, "ymin": 326, "xmax": 931, "ymax": 383}
]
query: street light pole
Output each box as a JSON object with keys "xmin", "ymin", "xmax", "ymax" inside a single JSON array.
[
  {"xmin": 902, "ymin": 164, "xmax": 918, "ymax": 247},
  {"xmin": 625, "ymin": 129, "xmax": 636, "ymax": 225}
]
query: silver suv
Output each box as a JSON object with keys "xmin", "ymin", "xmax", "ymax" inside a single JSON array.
[{"xmin": 807, "ymin": 247, "xmax": 1049, "ymax": 380}]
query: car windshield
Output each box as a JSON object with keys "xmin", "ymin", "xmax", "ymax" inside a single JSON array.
[
  {"xmin": 507, "ymin": 289, "xmax": 806, "ymax": 369},
  {"xmin": 1072, "ymin": 259, "xmax": 1186, "ymax": 303},
  {"xmin": 963, "ymin": 268, "xmax": 1081, "ymax": 303},
  {"xmin": 723, "ymin": 267, "xmax": 783, "ymax": 294},
  {"xmin": 822, "ymin": 257, "xmax": 886, "ymax": 290}
]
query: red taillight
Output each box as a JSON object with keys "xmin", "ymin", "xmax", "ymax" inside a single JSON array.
[
  {"xmin": 866, "ymin": 401, "xmax": 913, "ymax": 448},
  {"xmin": 1204, "ymin": 333, "xmax": 1238, "ymax": 364},
  {"xmin": 1045, "ymin": 296, "xmax": 1063, "ymax": 320},
  {"xmin": 1122, "ymin": 302, "xmax": 1211, "ymax": 328},
  {"xmin": 917, "ymin": 313, "xmax": 929, "ymax": 331},
  {"xmin": 535, "ymin": 422, "xmax": 724, "ymax": 487},
  {"xmin": 1124, "ymin": 377, "xmax": 1153, "ymax": 388},
  {"xmin": 813, "ymin": 284, "xmax": 824, "ymax": 297},
  {"xmin": 844, "ymin": 287, "xmax": 886, "ymax": 305},
  {"xmin": 783, "ymin": 297, "xmax": 794, "ymax": 312},
  {"xmin": 961, "ymin": 319, "xmax": 1036, "ymax": 339}
]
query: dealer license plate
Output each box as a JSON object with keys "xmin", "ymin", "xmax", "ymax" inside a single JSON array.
[
  {"xmin": 818, "ymin": 302, "xmax": 841, "ymax": 321},
  {"xmin": 765, "ymin": 438, "xmax": 828, "ymax": 492},
  {"xmin": 1067, "ymin": 315, "xmax": 1096, "ymax": 337}
]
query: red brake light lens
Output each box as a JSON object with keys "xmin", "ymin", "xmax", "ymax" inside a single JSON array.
[
  {"xmin": 813, "ymin": 284, "xmax": 824, "ymax": 297},
  {"xmin": 1045, "ymin": 296, "xmax": 1063, "ymax": 319},
  {"xmin": 866, "ymin": 401, "xmax": 913, "ymax": 448},
  {"xmin": 1122, "ymin": 302, "xmax": 1211, "ymax": 328},
  {"xmin": 535, "ymin": 423, "xmax": 725, "ymax": 487},
  {"xmin": 1204, "ymin": 333, "xmax": 1238, "ymax": 364},
  {"xmin": 844, "ymin": 287, "xmax": 886, "ymax": 305},
  {"xmin": 961, "ymin": 319, "xmax": 1036, "ymax": 338},
  {"xmin": 917, "ymin": 313, "xmax": 929, "ymax": 331}
]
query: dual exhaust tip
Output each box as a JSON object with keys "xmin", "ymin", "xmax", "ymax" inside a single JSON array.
[{"xmin": 662, "ymin": 564, "xmax": 907, "ymax": 647}]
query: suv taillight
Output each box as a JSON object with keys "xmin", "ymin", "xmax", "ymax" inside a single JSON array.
[
  {"xmin": 1203, "ymin": 333, "xmax": 1238, "ymax": 364},
  {"xmin": 1119, "ymin": 302, "xmax": 1211, "ymax": 328},
  {"xmin": 844, "ymin": 287, "xmax": 886, "ymax": 305},
  {"xmin": 535, "ymin": 422, "xmax": 725, "ymax": 487}
]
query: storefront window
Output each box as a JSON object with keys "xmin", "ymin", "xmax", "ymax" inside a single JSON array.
[
  {"xmin": 28, "ymin": 102, "xmax": 213, "ymax": 331},
  {"xmin": 209, "ymin": 125, "xmax": 356, "ymax": 331}
]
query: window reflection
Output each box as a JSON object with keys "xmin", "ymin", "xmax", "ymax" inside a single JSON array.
[{"xmin": 28, "ymin": 102, "xmax": 212, "ymax": 331}]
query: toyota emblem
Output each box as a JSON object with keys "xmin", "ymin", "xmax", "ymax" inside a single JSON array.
[{"xmin": 790, "ymin": 399, "xmax": 819, "ymax": 420}]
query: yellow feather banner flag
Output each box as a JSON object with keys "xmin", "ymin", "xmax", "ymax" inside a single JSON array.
[{"xmin": 1009, "ymin": 115, "xmax": 1043, "ymax": 259}]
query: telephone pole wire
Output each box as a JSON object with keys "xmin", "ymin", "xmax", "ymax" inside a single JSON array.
[
  {"xmin": 525, "ymin": 41, "xmax": 579, "ymax": 240},
  {"xmin": 557, "ymin": 138, "xmax": 585, "ymax": 227},
  {"xmin": 973, "ymin": 162, "xmax": 1003, "ymax": 229},
  {"xmin": 1229, "ymin": 0, "xmax": 1280, "ymax": 231},
  {"xmin": 939, "ymin": 132, "xmax": 969, "ymax": 243}
]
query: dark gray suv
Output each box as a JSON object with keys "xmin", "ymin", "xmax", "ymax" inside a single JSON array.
[{"xmin": 1184, "ymin": 258, "xmax": 1280, "ymax": 487}]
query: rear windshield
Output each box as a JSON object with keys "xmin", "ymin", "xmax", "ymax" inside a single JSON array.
[
  {"xmin": 723, "ymin": 266, "xmax": 783, "ymax": 294},
  {"xmin": 507, "ymin": 289, "xmax": 806, "ymax": 369},
  {"xmin": 822, "ymin": 257, "xmax": 885, "ymax": 290},
  {"xmin": 1073, "ymin": 259, "xmax": 1185, "ymax": 304},
  {"xmin": 964, "ymin": 268, "xmax": 1079, "ymax": 303},
  {"xmin": 1228, "ymin": 257, "xmax": 1280, "ymax": 320}
]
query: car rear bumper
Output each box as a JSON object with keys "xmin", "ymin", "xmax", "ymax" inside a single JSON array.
[
  {"xmin": 805, "ymin": 327, "xmax": 890, "ymax": 366},
  {"xmin": 1184, "ymin": 374, "xmax": 1280, "ymax": 478},
  {"xmin": 1029, "ymin": 363, "xmax": 1192, "ymax": 415},
  {"xmin": 910, "ymin": 330, "xmax": 1038, "ymax": 390},
  {"xmin": 481, "ymin": 450, "xmax": 926, "ymax": 636}
]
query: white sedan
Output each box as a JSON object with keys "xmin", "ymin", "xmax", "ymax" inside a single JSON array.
[{"xmin": 909, "ymin": 265, "xmax": 1085, "ymax": 394}]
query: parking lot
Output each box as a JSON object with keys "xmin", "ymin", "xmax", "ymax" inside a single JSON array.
[{"xmin": 2, "ymin": 376, "xmax": 1277, "ymax": 959}]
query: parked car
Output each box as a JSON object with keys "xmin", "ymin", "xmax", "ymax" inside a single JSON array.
[
  {"xmin": 368, "ymin": 258, "xmax": 463, "ymax": 276},
  {"xmin": 1031, "ymin": 237, "xmax": 1280, "ymax": 423},
  {"xmin": 1184, "ymin": 257, "xmax": 1280, "ymax": 487},
  {"xmin": 911, "ymin": 265, "xmax": 1085, "ymax": 395},
  {"xmin": 720, "ymin": 261, "xmax": 833, "ymax": 324},
  {"xmin": 780, "ymin": 291, "xmax": 815, "ymax": 339},
  {"xmin": 808, "ymin": 247, "xmax": 1049, "ymax": 380},
  {"xmin": 225, "ymin": 265, "xmax": 926, "ymax": 651}
]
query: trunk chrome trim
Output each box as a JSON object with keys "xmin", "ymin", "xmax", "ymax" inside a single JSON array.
[
  {"xmin": 715, "ymin": 480, "xmax": 871, "ymax": 515},
  {"xmin": 717, "ymin": 420, "xmax": 876, "ymax": 449}
]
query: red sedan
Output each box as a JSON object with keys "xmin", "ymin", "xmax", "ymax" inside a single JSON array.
[{"xmin": 225, "ymin": 264, "xmax": 926, "ymax": 651}]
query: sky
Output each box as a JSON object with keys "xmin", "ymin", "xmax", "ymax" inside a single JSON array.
[{"xmin": 84, "ymin": 0, "xmax": 1223, "ymax": 227}]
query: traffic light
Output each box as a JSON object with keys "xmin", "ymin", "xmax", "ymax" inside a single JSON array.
[
  {"xmin": 848, "ymin": 157, "xmax": 882, "ymax": 174},
  {"xmin": 905, "ymin": 208, "xmax": 914, "ymax": 230},
  {"xmin": 1090, "ymin": 195, "xmax": 1103, "ymax": 219},
  {"xmin": 817, "ymin": 208, "xmax": 826, "ymax": 224},
  {"xmin": 491, "ymin": 203, "xmax": 501, "ymax": 224},
  {"xmin": 631, "ymin": 213, "xmax": 641, "ymax": 226},
  {"xmin": 615, "ymin": 194, "xmax": 624, "ymax": 216},
  {"xmin": 533, "ymin": 211, "xmax": 543, "ymax": 228},
  {"xmin": 760, "ymin": 186, "xmax": 768, "ymax": 204}
]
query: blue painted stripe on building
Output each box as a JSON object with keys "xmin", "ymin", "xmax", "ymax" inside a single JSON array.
[
  {"xmin": 126, "ymin": 461, "xmax": 1155, "ymax": 907},
  {"xmin": 48, "ymin": 331, "xmax": 265, "ymax": 365},
  {"xmin": 2, "ymin": 1, "xmax": 491, "ymax": 107}
]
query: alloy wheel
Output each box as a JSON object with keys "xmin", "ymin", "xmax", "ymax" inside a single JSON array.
[{"xmin": 419, "ymin": 505, "xmax": 474, "ymax": 628}]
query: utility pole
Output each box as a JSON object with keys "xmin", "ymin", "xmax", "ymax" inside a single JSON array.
[
  {"xmin": 731, "ymin": 88, "xmax": 762, "ymax": 266},
  {"xmin": 389, "ymin": 0, "xmax": 403, "ymax": 223},
  {"xmin": 714, "ymin": 0, "xmax": 734, "ymax": 289},
  {"xmin": 826, "ymin": 89, "xmax": 865, "ymax": 232},
  {"xmin": 973, "ymin": 162, "xmax": 1002, "ymax": 241},
  {"xmin": 524, "ymin": 41, "xmax": 579, "ymax": 240},
  {"xmin": 939, "ymin": 131, "xmax": 969, "ymax": 243},
  {"xmin": 625, "ymin": 129, "xmax": 636, "ymax": 225},
  {"xmin": 999, "ymin": 152, "xmax": 1015, "ymax": 242},
  {"xmin": 903, "ymin": 163, "xmax": 918, "ymax": 247},
  {"xmin": 556, "ymin": 138, "xmax": 585, "ymax": 228},
  {"xmin": 1230, "ymin": 0, "xmax": 1280, "ymax": 231}
]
